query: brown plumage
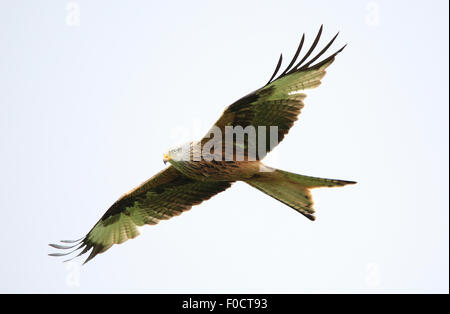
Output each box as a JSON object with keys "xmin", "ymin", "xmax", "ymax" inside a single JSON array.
[{"xmin": 49, "ymin": 26, "xmax": 355, "ymax": 264}]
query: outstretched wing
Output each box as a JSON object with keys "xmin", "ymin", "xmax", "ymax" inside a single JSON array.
[
  {"xmin": 202, "ymin": 26, "xmax": 345, "ymax": 160},
  {"xmin": 49, "ymin": 166, "xmax": 232, "ymax": 264}
]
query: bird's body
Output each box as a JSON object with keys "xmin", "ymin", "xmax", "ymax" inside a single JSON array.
[
  {"xmin": 50, "ymin": 26, "xmax": 356, "ymax": 264},
  {"xmin": 169, "ymin": 158, "xmax": 260, "ymax": 182}
]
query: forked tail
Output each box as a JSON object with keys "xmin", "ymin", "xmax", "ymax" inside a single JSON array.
[{"xmin": 244, "ymin": 167, "xmax": 356, "ymax": 220}]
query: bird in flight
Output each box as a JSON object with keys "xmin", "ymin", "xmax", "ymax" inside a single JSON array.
[{"xmin": 50, "ymin": 26, "xmax": 356, "ymax": 264}]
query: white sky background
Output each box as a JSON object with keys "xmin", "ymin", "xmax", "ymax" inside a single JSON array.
[{"xmin": 0, "ymin": 0, "xmax": 448, "ymax": 293}]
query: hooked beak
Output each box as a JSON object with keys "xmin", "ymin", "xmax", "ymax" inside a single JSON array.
[{"xmin": 163, "ymin": 153, "xmax": 171, "ymax": 165}]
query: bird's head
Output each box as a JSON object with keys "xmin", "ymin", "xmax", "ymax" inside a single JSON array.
[{"xmin": 163, "ymin": 143, "xmax": 192, "ymax": 165}]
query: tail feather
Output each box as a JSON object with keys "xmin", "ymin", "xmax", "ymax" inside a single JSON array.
[
  {"xmin": 276, "ymin": 169, "xmax": 357, "ymax": 188},
  {"xmin": 244, "ymin": 167, "xmax": 355, "ymax": 221}
]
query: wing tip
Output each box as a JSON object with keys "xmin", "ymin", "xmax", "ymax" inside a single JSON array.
[
  {"xmin": 265, "ymin": 26, "xmax": 345, "ymax": 85},
  {"xmin": 48, "ymin": 237, "xmax": 87, "ymax": 262}
]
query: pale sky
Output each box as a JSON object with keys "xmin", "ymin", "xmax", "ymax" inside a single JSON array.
[{"xmin": 0, "ymin": 0, "xmax": 448, "ymax": 293}]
